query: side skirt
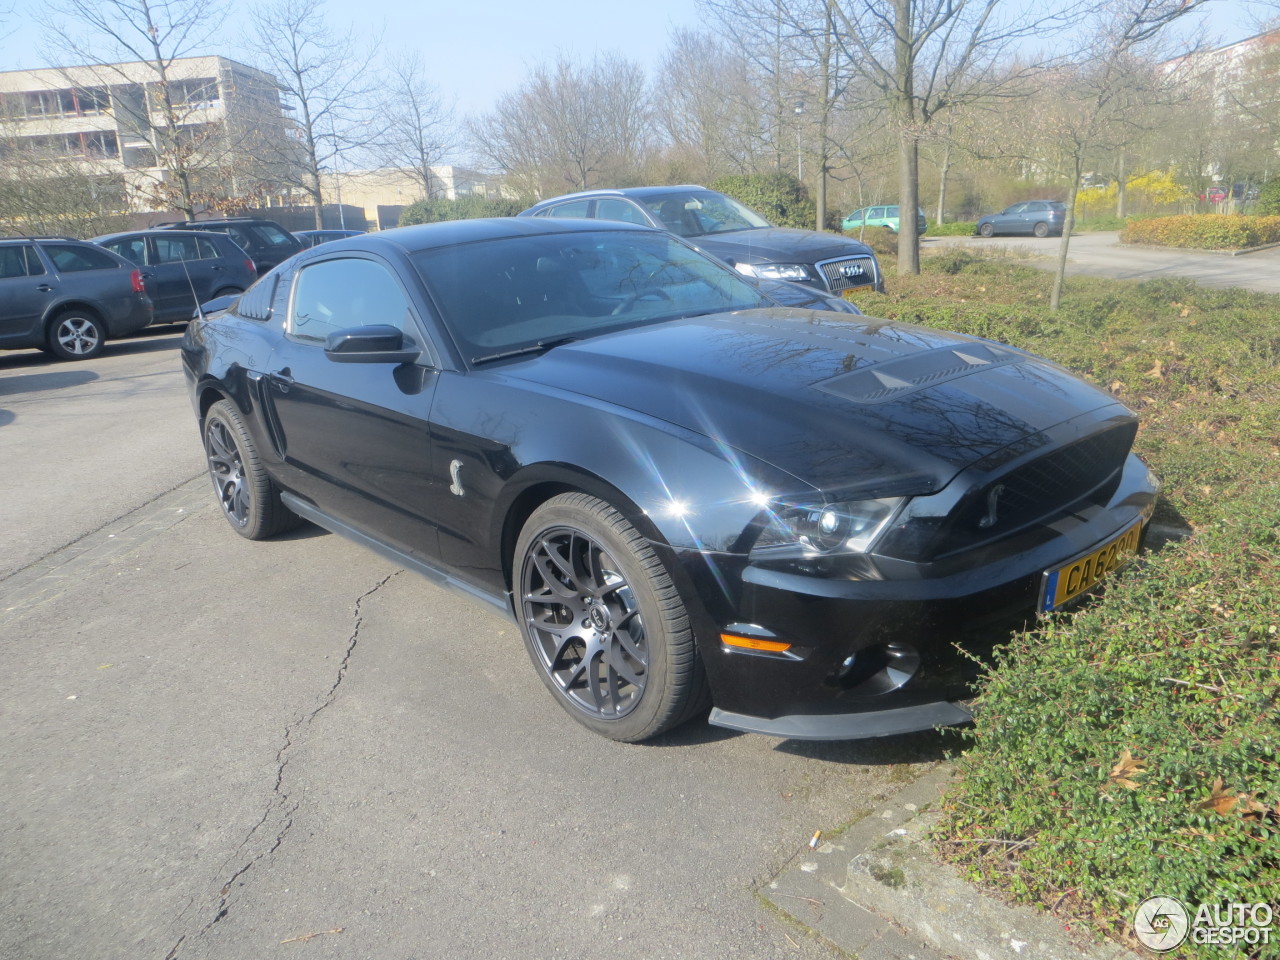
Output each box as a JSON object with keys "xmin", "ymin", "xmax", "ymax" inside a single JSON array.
[{"xmin": 280, "ymin": 492, "xmax": 516, "ymax": 622}]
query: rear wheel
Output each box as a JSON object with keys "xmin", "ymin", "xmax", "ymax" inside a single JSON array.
[
  {"xmin": 515, "ymin": 493, "xmax": 707, "ymax": 742},
  {"xmin": 1033, "ymin": 221, "xmax": 1049, "ymax": 238},
  {"xmin": 47, "ymin": 310, "xmax": 106, "ymax": 361},
  {"xmin": 203, "ymin": 399, "xmax": 301, "ymax": 540}
]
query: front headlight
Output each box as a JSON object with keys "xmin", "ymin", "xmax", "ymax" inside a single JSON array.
[
  {"xmin": 734, "ymin": 262, "xmax": 810, "ymax": 282},
  {"xmin": 750, "ymin": 497, "xmax": 905, "ymax": 560}
]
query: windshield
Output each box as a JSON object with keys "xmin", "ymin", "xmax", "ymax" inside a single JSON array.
[
  {"xmin": 412, "ymin": 229, "xmax": 769, "ymax": 364},
  {"xmin": 639, "ymin": 190, "xmax": 771, "ymax": 239}
]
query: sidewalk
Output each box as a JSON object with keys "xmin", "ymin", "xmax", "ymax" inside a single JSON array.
[{"xmin": 764, "ymin": 765, "xmax": 1135, "ymax": 960}]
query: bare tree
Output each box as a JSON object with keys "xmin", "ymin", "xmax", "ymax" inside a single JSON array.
[
  {"xmin": 824, "ymin": 0, "xmax": 1096, "ymax": 274},
  {"xmin": 36, "ymin": 0, "xmax": 230, "ymax": 216},
  {"xmin": 470, "ymin": 54, "xmax": 653, "ymax": 198},
  {"xmin": 370, "ymin": 51, "xmax": 455, "ymax": 201},
  {"xmin": 1028, "ymin": 0, "xmax": 1210, "ymax": 309},
  {"xmin": 654, "ymin": 30, "xmax": 770, "ymax": 181},
  {"xmin": 246, "ymin": 0, "xmax": 381, "ymax": 228}
]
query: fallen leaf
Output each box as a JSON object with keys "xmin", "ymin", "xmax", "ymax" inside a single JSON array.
[
  {"xmin": 1145, "ymin": 360, "xmax": 1165, "ymax": 379},
  {"xmin": 1196, "ymin": 777, "xmax": 1239, "ymax": 816},
  {"xmin": 1107, "ymin": 749, "xmax": 1146, "ymax": 790}
]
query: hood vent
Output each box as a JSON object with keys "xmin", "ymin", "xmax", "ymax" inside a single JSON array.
[{"xmin": 816, "ymin": 342, "xmax": 1025, "ymax": 404}]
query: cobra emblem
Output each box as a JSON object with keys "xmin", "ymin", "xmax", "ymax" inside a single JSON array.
[
  {"xmin": 448, "ymin": 459, "xmax": 465, "ymax": 497},
  {"xmin": 978, "ymin": 483, "xmax": 1006, "ymax": 529}
]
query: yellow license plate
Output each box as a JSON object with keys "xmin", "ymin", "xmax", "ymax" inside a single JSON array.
[{"xmin": 1040, "ymin": 522, "xmax": 1144, "ymax": 612}]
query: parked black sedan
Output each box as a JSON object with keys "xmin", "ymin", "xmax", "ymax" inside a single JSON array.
[
  {"xmin": 182, "ymin": 218, "xmax": 1158, "ymax": 742},
  {"xmin": 520, "ymin": 186, "xmax": 883, "ymax": 295}
]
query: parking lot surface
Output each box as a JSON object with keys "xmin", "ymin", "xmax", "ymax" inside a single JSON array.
[
  {"xmin": 1, "ymin": 331, "xmax": 946, "ymax": 960},
  {"xmin": 927, "ymin": 230, "xmax": 1280, "ymax": 293}
]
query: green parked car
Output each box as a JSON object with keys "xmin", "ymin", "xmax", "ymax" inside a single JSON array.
[{"xmin": 842, "ymin": 205, "xmax": 928, "ymax": 235}]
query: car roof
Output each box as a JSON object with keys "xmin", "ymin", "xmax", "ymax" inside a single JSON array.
[
  {"xmin": 1, "ymin": 235, "xmax": 82, "ymax": 243},
  {"xmin": 92, "ymin": 229, "xmax": 226, "ymax": 243},
  {"xmin": 327, "ymin": 216, "xmax": 657, "ymax": 256},
  {"xmin": 526, "ymin": 185, "xmax": 709, "ymax": 209}
]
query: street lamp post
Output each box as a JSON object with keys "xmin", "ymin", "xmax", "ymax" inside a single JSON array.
[{"xmin": 794, "ymin": 100, "xmax": 804, "ymax": 181}]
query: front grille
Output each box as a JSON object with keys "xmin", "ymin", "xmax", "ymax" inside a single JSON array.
[
  {"xmin": 817, "ymin": 255, "xmax": 877, "ymax": 293},
  {"xmin": 885, "ymin": 422, "xmax": 1138, "ymax": 563}
]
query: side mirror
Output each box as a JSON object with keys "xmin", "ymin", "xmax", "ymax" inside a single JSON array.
[{"xmin": 324, "ymin": 325, "xmax": 421, "ymax": 364}]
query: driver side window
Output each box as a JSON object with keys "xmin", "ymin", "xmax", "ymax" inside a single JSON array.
[{"xmin": 288, "ymin": 258, "xmax": 411, "ymax": 344}]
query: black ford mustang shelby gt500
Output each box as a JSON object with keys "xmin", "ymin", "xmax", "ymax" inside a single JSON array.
[{"xmin": 181, "ymin": 217, "xmax": 1159, "ymax": 742}]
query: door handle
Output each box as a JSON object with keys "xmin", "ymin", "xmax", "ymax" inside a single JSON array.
[
  {"xmin": 211, "ymin": 264, "xmax": 224, "ymax": 271},
  {"xmin": 36, "ymin": 283, "xmax": 53, "ymax": 292}
]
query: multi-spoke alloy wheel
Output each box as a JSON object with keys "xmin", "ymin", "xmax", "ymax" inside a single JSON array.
[
  {"xmin": 48, "ymin": 312, "xmax": 105, "ymax": 360},
  {"xmin": 202, "ymin": 400, "xmax": 300, "ymax": 540},
  {"xmin": 206, "ymin": 415, "xmax": 250, "ymax": 528},
  {"xmin": 516, "ymin": 493, "xmax": 706, "ymax": 742},
  {"xmin": 523, "ymin": 526, "xmax": 648, "ymax": 719}
]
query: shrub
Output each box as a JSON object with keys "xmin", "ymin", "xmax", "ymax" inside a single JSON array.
[
  {"xmin": 710, "ymin": 172, "xmax": 816, "ymax": 230},
  {"xmin": 848, "ymin": 225, "xmax": 898, "ymax": 255},
  {"xmin": 1257, "ymin": 178, "xmax": 1280, "ymax": 216},
  {"xmin": 938, "ymin": 485, "xmax": 1280, "ymax": 957},
  {"xmin": 1121, "ymin": 214, "xmax": 1280, "ymax": 249},
  {"xmin": 399, "ymin": 195, "xmax": 524, "ymax": 226},
  {"xmin": 929, "ymin": 221, "xmax": 979, "ymax": 236}
]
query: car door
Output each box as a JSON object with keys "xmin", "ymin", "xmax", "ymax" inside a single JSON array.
[
  {"xmin": 1000, "ymin": 202, "xmax": 1029, "ymax": 234},
  {"xmin": 0, "ymin": 244, "xmax": 57, "ymax": 345},
  {"xmin": 148, "ymin": 234, "xmax": 218, "ymax": 321},
  {"xmin": 260, "ymin": 254, "xmax": 443, "ymax": 563}
]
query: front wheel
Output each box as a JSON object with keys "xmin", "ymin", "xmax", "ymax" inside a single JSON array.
[
  {"xmin": 1033, "ymin": 221, "xmax": 1049, "ymax": 238},
  {"xmin": 515, "ymin": 493, "xmax": 707, "ymax": 742},
  {"xmin": 203, "ymin": 399, "xmax": 301, "ymax": 540},
  {"xmin": 979, "ymin": 222, "xmax": 994, "ymax": 238},
  {"xmin": 47, "ymin": 310, "xmax": 106, "ymax": 360}
]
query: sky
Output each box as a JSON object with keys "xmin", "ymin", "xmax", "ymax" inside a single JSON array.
[
  {"xmin": 1, "ymin": 0, "xmax": 1272, "ymax": 129},
  {"xmin": 0, "ymin": 0, "xmax": 706, "ymax": 117}
]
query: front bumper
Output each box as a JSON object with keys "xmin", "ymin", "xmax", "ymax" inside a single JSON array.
[{"xmin": 673, "ymin": 454, "xmax": 1158, "ymax": 739}]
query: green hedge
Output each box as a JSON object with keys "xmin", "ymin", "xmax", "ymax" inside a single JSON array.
[
  {"xmin": 940, "ymin": 485, "xmax": 1280, "ymax": 956},
  {"xmin": 710, "ymin": 172, "xmax": 816, "ymax": 230},
  {"xmin": 399, "ymin": 195, "xmax": 524, "ymax": 226},
  {"xmin": 929, "ymin": 221, "xmax": 979, "ymax": 236},
  {"xmin": 1257, "ymin": 178, "xmax": 1280, "ymax": 216},
  {"xmin": 1121, "ymin": 214, "xmax": 1280, "ymax": 249}
]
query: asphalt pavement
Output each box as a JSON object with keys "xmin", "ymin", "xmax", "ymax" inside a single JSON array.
[
  {"xmin": 1, "ymin": 330, "xmax": 951, "ymax": 960},
  {"xmin": 925, "ymin": 230, "xmax": 1280, "ymax": 294}
]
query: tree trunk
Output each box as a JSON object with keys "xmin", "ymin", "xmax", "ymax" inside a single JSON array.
[
  {"xmin": 936, "ymin": 140, "xmax": 952, "ymax": 224},
  {"xmin": 894, "ymin": 0, "xmax": 920, "ymax": 275},
  {"xmin": 1115, "ymin": 151, "xmax": 1127, "ymax": 219},
  {"xmin": 1050, "ymin": 157, "xmax": 1082, "ymax": 311}
]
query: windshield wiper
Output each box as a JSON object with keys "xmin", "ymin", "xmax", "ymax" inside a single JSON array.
[{"xmin": 471, "ymin": 336, "xmax": 580, "ymax": 366}]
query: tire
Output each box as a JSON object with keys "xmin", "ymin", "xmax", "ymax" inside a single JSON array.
[
  {"xmin": 515, "ymin": 492, "xmax": 707, "ymax": 742},
  {"xmin": 1033, "ymin": 221, "xmax": 1049, "ymax": 238},
  {"xmin": 47, "ymin": 310, "xmax": 106, "ymax": 361},
  {"xmin": 202, "ymin": 399, "xmax": 301, "ymax": 540},
  {"xmin": 979, "ymin": 222, "xmax": 994, "ymax": 238}
]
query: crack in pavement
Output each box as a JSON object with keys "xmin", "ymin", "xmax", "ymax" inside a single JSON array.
[{"xmin": 163, "ymin": 570, "xmax": 402, "ymax": 959}]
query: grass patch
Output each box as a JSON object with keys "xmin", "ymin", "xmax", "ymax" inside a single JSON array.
[{"xmin": 848, "ymin": 259, "xmax": 1280, "ymax": 955}]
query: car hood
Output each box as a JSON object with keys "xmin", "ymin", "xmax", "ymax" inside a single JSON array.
[
  {"xmin": 693, "ymin": 227, "xmax": 873, "ymax": 265},
  {"xmin": 502, "ymin": 309, "xmax": 1126, "ymax": 497}
]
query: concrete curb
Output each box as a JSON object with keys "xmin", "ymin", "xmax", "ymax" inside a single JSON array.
[{"xmin": 765, "ymin": 764, "xmax": 1135, "ymax": 960}]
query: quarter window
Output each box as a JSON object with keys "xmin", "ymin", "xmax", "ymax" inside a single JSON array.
[
  {"xmin": 289, "ymin": 258, "xmax": 411, "ymax": 343},
  {"xmin": 43, "ymin": 243, "xmax": 118, "ymax": 272}
]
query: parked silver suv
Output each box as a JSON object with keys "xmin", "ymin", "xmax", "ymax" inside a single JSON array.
[{"xmin": 0, "ymin": 237, "xmax": 154, "ymax": 361}]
